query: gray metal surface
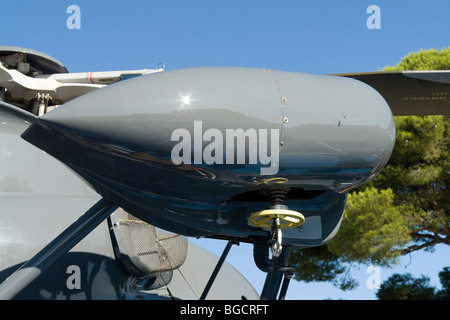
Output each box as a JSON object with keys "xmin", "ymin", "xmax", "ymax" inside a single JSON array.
[
  {"xmin": 0, "ymin": 100, "xmax": 259, "ymax": 299},
  {"xmin": 0, "ymin": 199, "xmax": 118, "ymax": 300},
  {"xmin": 21, "ymin": 67, "xmax": 395, "ymax": 247},
  {"xmin": 1, "ymin": 45, "xmax": 447, "ymax": 300}
]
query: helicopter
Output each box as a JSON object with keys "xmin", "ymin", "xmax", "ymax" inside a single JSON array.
[{"xmin": 0, "ymin": 46, "xmax": 448, "ymax": 300}]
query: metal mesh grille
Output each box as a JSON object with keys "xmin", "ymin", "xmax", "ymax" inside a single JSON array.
[{"xmin": 116, "ymin": 209, "xmax": 188, "ymax": 275}]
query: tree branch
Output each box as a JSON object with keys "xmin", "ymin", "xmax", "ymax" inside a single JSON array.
[{"xmin": 402, "ymin": 235, "xmax": 449, "ymax": 255}]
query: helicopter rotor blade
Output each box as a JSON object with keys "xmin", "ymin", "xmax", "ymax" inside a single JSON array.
[{"xmin": 334, "ymin": 70, "xmax": 450, "ymax": 116}]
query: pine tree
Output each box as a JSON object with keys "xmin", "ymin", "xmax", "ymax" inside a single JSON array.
[{"xmin": 289, "ymin": 47, "xmax": 450, "ymax": 290}]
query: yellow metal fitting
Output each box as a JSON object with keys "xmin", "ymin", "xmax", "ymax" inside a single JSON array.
[{"xmin": 248, "ymin": 209, "xmax": 305, "ymax": 229}]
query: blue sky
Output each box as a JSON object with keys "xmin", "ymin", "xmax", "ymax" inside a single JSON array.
[{"xmin": 2, "ymin": 0, "xmax": 449, "ymax": 300}]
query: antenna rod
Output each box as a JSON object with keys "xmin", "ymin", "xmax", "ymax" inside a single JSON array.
[{"xmin": 199, "ymin": 240, "xmax": 235, "ymax": 300}]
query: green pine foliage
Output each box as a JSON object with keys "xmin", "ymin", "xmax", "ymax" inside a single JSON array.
[
  {"xmin": 376, "ymin": 273, "xmax": 436, "ymax": 300},
  {"xmin": 328, "ymin": 188, "xmax": 411, "ymax": 267},
  {"xmin": 290, "ymin": 47, "xmax": 450, "ymax": 291},
  {"xmin": 383, "ymin": 47, "xmax": 450, "ymax": 71},
  {"xmin": 376, "ymin": 267, "xmax": 450, "ymax": 300}
]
